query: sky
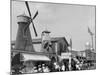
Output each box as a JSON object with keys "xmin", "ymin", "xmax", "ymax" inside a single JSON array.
[{"xmin": 11, "ymin": 1, "xmax": 96, "ymax": 51}]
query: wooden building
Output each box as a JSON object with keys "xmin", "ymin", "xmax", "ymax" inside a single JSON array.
[{"xmin": 11, "ymin": 37, "xmax": 69, "ymax": 62}]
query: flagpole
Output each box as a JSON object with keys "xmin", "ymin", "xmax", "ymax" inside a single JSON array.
[
  {"xmin": 88, "ymin": 27, "xmax": 94, "ymax": 49},
  {"xmin": 91, "ymin": 34, "xmax": 93, "ymax": 49}
]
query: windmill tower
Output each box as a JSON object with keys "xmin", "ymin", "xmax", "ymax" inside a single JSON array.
[
  {"xmin": 14, "ymin": 1, "xmax": 38, "ymax": 52},
  {"xmin": 15, "ymin": 14, "xmax": 33, "ymax": 51}
]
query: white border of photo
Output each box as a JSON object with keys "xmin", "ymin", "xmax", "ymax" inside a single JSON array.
[{"xmin": 0, "ymin": 0, "xmax": 99, "ymax": 75}]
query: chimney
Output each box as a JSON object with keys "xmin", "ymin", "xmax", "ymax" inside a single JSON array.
[
  {"xmin": 41, "ymin": 30, "xmax": 52, "ymax": 53},
  {"xmin": 41, "ymin": 30, "xmax": 51, "ymax": 42}
]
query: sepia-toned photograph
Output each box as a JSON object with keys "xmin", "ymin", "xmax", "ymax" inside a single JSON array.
[{"xmin": 11, "ymin": 0, "xmax": 96, "ymax": 74}]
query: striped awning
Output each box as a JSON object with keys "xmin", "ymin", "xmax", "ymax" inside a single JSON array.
[{"xmin": 22, "ymin": 53, "xmax": 50, "ymax": 61}]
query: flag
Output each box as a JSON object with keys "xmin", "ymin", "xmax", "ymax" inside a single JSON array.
[{"xmin": 88, "ymin": 27, "xmax": 93, "ymax": 35}]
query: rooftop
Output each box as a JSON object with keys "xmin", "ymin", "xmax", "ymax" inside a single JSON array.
[{"xmin": 11, "ymin": 37, "xmax": 69, "ymax": 46}]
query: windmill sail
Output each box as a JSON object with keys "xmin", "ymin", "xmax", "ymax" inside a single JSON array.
[
  {"xmin": 25, "ymin": 1, "xmax": 38, "ymax": 37},
  {"xmin": 33, "ymin": 11, "xmax": 38, "ymax": 20}
]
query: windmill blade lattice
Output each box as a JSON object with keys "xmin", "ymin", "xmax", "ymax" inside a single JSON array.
[{"xmin": 25, "ymin": 1, "xmax": 38, "ymax": 37}]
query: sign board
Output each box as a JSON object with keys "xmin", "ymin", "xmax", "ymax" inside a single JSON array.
[{"xmin": 61, "ymin": 53, "xmax": 71, "ymax": 59}]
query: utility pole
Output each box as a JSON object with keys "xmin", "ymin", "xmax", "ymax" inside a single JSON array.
[{"xmin": 69, "ymin": 38, "xmax": 72, "ymax": 71}]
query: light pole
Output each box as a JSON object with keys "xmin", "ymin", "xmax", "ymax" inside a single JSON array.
[{"xmin": 91, "ymin": 34, "xmax": 94, "ymax": 49}]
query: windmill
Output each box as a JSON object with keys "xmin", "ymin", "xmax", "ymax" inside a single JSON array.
[{"xmin": 15, "ymin": 1, "xmax": 38, "ymax": 52}]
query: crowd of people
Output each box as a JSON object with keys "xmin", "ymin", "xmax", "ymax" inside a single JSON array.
[
  {"xmin": 11, "ymin": 57, "xmax": 96, "ymax": 74},
  {"xmin": 11, "ymin": 62, "xmax": 68, "ymax": 74},
  {"xmin": 20, "ymin": 64, "xmax": 50, "ymax": 73}
]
